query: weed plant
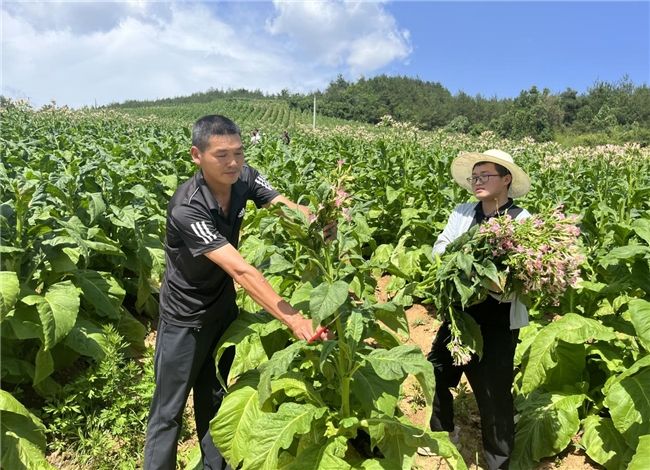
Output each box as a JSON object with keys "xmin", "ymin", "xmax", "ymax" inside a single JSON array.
[{"xmin": 42, "ymin": 326, "xmax": 154, "ymax": 468}]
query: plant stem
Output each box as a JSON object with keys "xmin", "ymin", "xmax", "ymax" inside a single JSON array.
[{"xmin": 335, "ymin": 314, "xmax": 351, "ymax": 417}]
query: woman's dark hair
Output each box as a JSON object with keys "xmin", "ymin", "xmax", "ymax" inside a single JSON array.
[{"xmin": 192, "ymin": 115, "xmax": 241, "ymax": 151}]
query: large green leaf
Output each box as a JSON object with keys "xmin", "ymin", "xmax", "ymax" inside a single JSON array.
[
  {"xmin": 74, "ymin": 270, "xmax": 125, "ymax": 319},
  {"xmin": 215, "ymin": 312, "xmax": 286, "ymax": 387},
  {"xmin": 372, "ymin": 302, "xmax": 409, "ymax": 337},
  {"xmin": 628, "ymin": 434, "xmax": 650, "ymax": 470},
  {"xmin": 244, "ymin": 402, "xmax": 324, "ymax": 470},
  {"xmin": 267, "ymin": 253, "xmax": 295, "ymax": 274},
  {"xmin": 604, "ymin": 360, "xmax": 650, "ymax": 449},
  {"xmin": 363, "ymin": 417, "xmax": 466, "ymax": 470},
  {"xmin": 511, "ymin": 392, "xmax": 585, "ymax": 470},
  {"xmin": 628, "ymin": 299, "xmax": 650, "ymax": 352},
  {"xmin": 631, "ymin": 218, "xmax": 650, "ymax": 246},
  {"xmin": 600, "ymin": 245, "xmax": 650, "ymax": 267},
  {"xmin": 211, "ymin": 373, "xmax": 264, "ymax": 468},
  {"xmin": 309, "ymin": 280, "xmax": 349, "ymax": 325},
  {"xmin": 2, "ymin": 302, "xmax": 41, "ymax": 340},
  {"xmin": 258, "ymin": 341, "xmax": 304, "ymax": 405},
  {"xmin": 581, "ymin": 415, "xmax": 634, "ymax": 470},
  {"xmin": 64, "ymin": 319, "xmax": 109, "ymax": 361},
  {"xmin": 284, "ymin": 435, "xmax": 351, "ymax": 470},
  {"xmin": 352, "ymin": 363, "xmax": 400, "ymax": 417},
  {"xmin": 270, "ymin": 373, "xmax": 325, "ymax": 407},
  {"xmin": 520, "ymin": 313, "xmax": 616, "ymax": 394},
  {"xmin": 0, "ymin": 271, "xmax": 20, "ymax": 320},
  {"xmin": 21, "ymin": 281, "xmax": 80, "ymax": 351},
  {"xmin": 0, "ymin": 390, "xmax": 53, "ymax": 470},
  {"xmin": 366, "ymin": 345, "xmax": 434, "ymax": 426},
  {"xmin": 33, "ymin": 346, "xmax": 54, "ymax": 385}
]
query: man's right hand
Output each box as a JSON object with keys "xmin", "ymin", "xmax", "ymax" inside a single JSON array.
[{"xmin": 287, "ymin": 314, "xmax": 329, "ymax": 342}]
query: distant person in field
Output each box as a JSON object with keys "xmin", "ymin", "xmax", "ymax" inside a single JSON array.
[
  {"xmin": 144, "ymin": 115, "xmax": 334, "ymax": 470},
  {"xmin": 282, "ymin": 130, "xmax": 290, "ymax": 144},
  {"xmin": 250, "ymin": 128, "xmax": 261, "ymax": 145},
  {"xmin": 419, "ymin": 149, "xmax": 531, "ymax": 470}
]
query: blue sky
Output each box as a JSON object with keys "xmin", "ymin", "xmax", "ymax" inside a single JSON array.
[{"xmin": 1, "ymin": 1, "xmax": 648, "ymax": 108}]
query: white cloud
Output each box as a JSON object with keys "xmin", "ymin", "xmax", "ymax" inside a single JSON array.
[
  {"xmin": 266, "ymin": 0, "xmax": 411, "ymax": 73},
  {"xmin": 1, "ymin": 1, "xmax": 411, "ymax": 107}
]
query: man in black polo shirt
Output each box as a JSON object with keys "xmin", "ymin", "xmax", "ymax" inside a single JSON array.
[{"xmin": 144, "ymin": 115, "xmax": 329, "ymax": 470}]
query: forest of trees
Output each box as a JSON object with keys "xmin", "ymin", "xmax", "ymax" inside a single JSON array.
[
  {"xmin": 110, "ymin": 75, "xmax": 650, "ymax": 145},
  {"xmin": 287, "ymin": 75, "xmax": 650, "ymax": 145}
]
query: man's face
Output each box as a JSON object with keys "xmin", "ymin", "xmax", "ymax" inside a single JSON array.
[
  {"xmin": 470, "ymin": 163, "xmax": 511, "ymax": 201},
  {"xmin": 191, "ymin": 134, "xmax": 244, "ymax": 187}
]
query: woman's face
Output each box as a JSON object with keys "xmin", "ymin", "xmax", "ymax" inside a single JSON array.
[{"xmin": 470, "ymin": 162, "xmax": 511, "ymax": 201}]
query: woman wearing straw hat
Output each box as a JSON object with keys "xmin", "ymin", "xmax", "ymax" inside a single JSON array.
[{"xmin": 420, "ymin": 149, "xmax": 531, "ymax": 469}]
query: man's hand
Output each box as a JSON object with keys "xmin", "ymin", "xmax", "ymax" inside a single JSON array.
[{"xmin": 286, "ymin": 314, "xmax": 330, "ymax": 342}]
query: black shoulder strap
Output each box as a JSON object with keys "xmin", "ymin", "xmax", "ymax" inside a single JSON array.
[{"xmin": 506, "ymin": 206, "xmax": 524, "ymax": 219}]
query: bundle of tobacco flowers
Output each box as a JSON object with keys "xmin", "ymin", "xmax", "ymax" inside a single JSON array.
[{"xmin": 421, "ymin": 206, "xmax": 585, "ymax": 365}]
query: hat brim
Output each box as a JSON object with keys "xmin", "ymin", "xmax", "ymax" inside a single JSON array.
[{"xmin": 450, "ymin": 152, "xmax": 531, "ymax": 198}]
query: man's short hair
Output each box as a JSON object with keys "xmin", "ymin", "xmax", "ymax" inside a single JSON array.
[{"xmin": 192, "ymin": 115, "xmax": 241, "ymax": 151}]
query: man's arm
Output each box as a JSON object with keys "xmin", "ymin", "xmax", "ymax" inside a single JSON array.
[
  {"xmin": 265, "ymin": 194, "xmax": 337, "ymax": 240},
  {"xmin": 204, "ymin": 244, "xmax": 321, "ymax": 341},
  {"xmin": 265, "ymin": 194, "xmax": 311, "ymax": 218}
]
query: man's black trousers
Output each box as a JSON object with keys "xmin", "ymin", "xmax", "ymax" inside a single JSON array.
[
  {"xmin": 427, "ymin": 296, "xmax": 519, "ymax": 470},
  {"xmin": 144, "ymin": 308, "xmax": 236, "ymax": 470}
]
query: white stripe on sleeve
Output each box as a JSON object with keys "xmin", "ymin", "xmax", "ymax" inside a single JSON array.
[
  {"xmin": 255, "ymin": 175, "xmax": 275, "ymax": 191},
  {"xmin": 190, "ymin": 221, "xmax": 217, "ymax": 244}
]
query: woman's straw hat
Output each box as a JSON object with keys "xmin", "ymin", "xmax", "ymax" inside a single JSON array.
[{"xmin": 450, "ymin": 149, "xmax": 531, "ymax": 198}]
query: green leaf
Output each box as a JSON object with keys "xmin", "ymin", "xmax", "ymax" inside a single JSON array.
[
  {"xmin": 64, "ymin": 319, "xmax": 109, "ymax": 361},
  {"xmin": 117, "ymin": 308, "xmax": 147, "ymax": 353},
  {"xmin": 0, "ymin": 271, "xmax": 20, "ymax": 320},
  {"xmin": 520, "ymin": 313, "xmax": 616, "ymax": 395},
  {"xmin": 215, "ymin": 312, "xmax": 286, "ymax": 387},
  {"xmin": 267, "ymin": 253, "xmax": 295, "ymax": 274},
  {"xmin": 457, "ymin": 252, "xmax": 474, "ymax": 278},
  {"xmin": 74, "ymin": 270, "xmax": 125, "ymax": 319},
  {"xmin": 631, "ymin": 218, "xmax": 650, "ymax": 245},
  {"xmin": 628, "ymin": 434, "xmax": 650, "ymax": 470},
  {"xmin": 2, "ymin": 302, "xmax": 41, "ymax": 340},
  {"xmin": 270, "ymin": 373, "xmax": 325, "ymax": 407},
  {"xmin": 372, "ymin": 302, "xmax": 409, "ymax": 337},
  {"xmin": 352, "ymin": 363, "xmax": 400, "ymax": 417},
  {"xmin": 258, "ymin": 342, "xmax": 304, "ymax": 406},
  {"xmin": 245, "ymin": 402, "xmax": 323, "ymax": 470},
  {"xmin": 453, "ymin": 276, "xmax": 476, "ymax": 307},
  {"xmin": 0, "ymin": 390, "xmax": 53, "ymax": 470},
  {"xmin": 309, "ymin": 281, "xmax": 349, "ymax": 325},
  {"xmin": 390, "ymin": 248, "xmax": 421, "ymax": 279},
  {"xmin": 22, "ymin": 281, "xmax": 80, "ymax": 351},
  {"xmin": 385, "ymin": 185, "xmax": 400, "ymax": 204},
  {"xmin": 289, "ymin": 282, "xmax": 314, "ymax": 312},
  {"xmin": 511, "ymin": 392, "xmax": 585, "ymax": 470},
  {"xmin": 604, "ymin": 360, "xmax": 650, "ymax": 449},
  {"xmin": 581, "ymin": 415, "xmax": 634, "ymax": 470},
  {"xmin": 285, "ymin": 435, "xmax": 351, "ymax": 470},
  {"xmin": 211, "ymin": 373, "xmax": 264, "ymax": 468},
  {"xmin": 363, "ymin": 417, "xmax": 466, "ymax": 470},
  {"xmin": 33, "ymin": 346, "xmax": 53, "ymax": 385},
  {"xmin": 600, "ymin": 245, "xmax": 650, "ymax": 267},
  {"xmin": 344, "ymin": 310, "xmax": 364, "ymax": 347},
  {"xmin": 628, "ymin": 299, "xmax": 650, "ymax": 352},
  {"xmin": 84, "ymin": 192, "xmax": 106, "ymax": 224},
  {"xmin": 367, "ymin": 345, "xmax": 434, "ymax": 425}
]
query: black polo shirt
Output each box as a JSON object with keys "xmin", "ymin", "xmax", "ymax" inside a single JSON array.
[{"xmin": 159, "ymin": 165, "xmax": 279, "ymax": 327}]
